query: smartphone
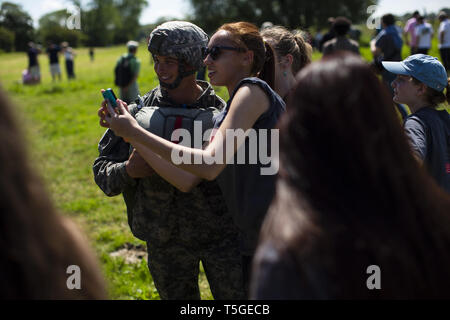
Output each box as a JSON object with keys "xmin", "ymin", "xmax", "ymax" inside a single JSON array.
[{"xmin": 102, "ymin": 88, "xmax": 118, "ymax": 109}]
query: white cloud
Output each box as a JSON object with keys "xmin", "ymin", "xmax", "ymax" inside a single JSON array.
[
  {"xmin": 140, "ymin": 0, "xmax": 188, "ymax": 25},
  {"xmin": 375, "ymin": 0, "xmax": 448, "ymax": 17},
  {"xmin": 41, "ymin": 0, "xmax": 66, "ymax": 12}
]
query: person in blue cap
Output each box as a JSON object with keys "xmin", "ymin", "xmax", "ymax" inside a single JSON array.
[
  {"xmin": 251, "ymin": 53, "xmax": 450, "ymax": 300},
  {"xmin": 383, "ymin": 54, "xmax": 450, "ymax": 192}
]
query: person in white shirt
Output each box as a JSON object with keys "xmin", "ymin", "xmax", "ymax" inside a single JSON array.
[
  {"xmin": 61, "ymin": 41, "xmax": 76, "ymax": 79},
  {"xmin": 438, "ymin": 11, "xmax": 450, "ymax": 74},
  {"xmin": 415, "ymin": 16, "xmax": 433, "ymax": 54}
]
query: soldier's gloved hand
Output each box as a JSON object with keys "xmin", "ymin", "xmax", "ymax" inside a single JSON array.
[{"xmin": 125, "ymin": 149, "xmax": 155, "ymax": 178}]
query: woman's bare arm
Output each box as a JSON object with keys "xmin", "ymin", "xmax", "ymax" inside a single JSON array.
[{"xmin": 102, "ymin": 83, "xmax": 270, "ymax": 181}]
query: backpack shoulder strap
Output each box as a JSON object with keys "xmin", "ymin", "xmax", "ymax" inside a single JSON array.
[
  {"xmin": 128, "ymin": 89, "xmax": 159, "ymax": 118},
  {"xmin": 128, "ymin": 103, "xmax": 139, "ymax": 118}
]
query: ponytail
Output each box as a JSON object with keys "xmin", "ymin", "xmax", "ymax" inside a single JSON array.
[
  {"xmin": 261, "ymin": 26, "xmax": 311, "ymax": 75},
  {"xmin": 412, "ymin": 76, "xmax": 450, "ymax": 107},
  {"xmin": 292, "ymin": 30, "xmax": 312, "ymax": 73},
  {"xmin": 258, "ymin": 41, "xmax": 275, "ymax": 89}
]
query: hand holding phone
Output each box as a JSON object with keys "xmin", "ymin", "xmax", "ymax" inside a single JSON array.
[
  {"xmin": 99, "ymin": 88, "xmax": 133, "ymax": 142},
  {"xmin": 102, "ymin": 88, "xmax": 118, "ymax": 114}
]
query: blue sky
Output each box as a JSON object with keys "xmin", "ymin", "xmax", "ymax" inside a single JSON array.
[{"xmin": 6, "ymin": 0, "xmax": 450, "ymax": 28}]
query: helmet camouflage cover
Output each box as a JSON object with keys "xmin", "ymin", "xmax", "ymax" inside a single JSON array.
[{"xmin": 148, "ymin": 21, "xmax": 208, "ymax": 71}]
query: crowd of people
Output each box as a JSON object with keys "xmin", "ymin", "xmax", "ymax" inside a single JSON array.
[
  {"xmin": 3, "ymin": 11, "xmax": 449, "ymax": 300},
  {"xmin": 94, "ymin": 14, "xmax": 450, "ymax": 300},
  {"xmin": 24, "ymin": 41, "xmax": 81, "ymax": 84}
]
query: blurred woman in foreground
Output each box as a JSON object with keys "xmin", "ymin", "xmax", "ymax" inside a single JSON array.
[
  {"xmin": 0, "ymin": 87, "xmax": 106, "ymax": 299},
  {"xmin": 251, "ymin": 53, "xmax": 450, "ymax": 299}
]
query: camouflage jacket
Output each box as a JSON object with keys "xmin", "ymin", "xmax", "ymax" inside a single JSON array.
[{"xmin": 93, "ymin": 81, "xmax": 237, "ymax": 245}]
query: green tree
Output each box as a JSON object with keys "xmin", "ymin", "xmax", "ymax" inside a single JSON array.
[
  {"xmin": 38, "ymin": 10, "xmax": 84, "ymax": 47},
  {"xmin": 82, "ymin": 0, "xmax": 120, "ymax": 46},
  {"xmin": 189, "ymin": 0, "xmax": 378, "ymax": 33},
  {"xmin": 0, "ymin": 26, "xmax": 14, "ymax": 52},
  {"xmin": 0, "ymin": 2, "xmax": 34, "ymax": 51},
  {"xmin": 114, "ymin": 0, "xmax": 148, "ymax": 43},
  {"xmin": 138, "ymin": 16, "xmax": 178, "ymax": 42},
  {"xmin": 81, "ymin": 0, "xmax": 147, "ymax": 46}
]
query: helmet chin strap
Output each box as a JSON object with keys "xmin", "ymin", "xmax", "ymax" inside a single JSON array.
[{"xmin": 159, "ymin": 63, "xmax": 196, "ymax": 90}]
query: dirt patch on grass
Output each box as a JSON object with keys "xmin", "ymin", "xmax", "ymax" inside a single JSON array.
[{"xmin": 110, "ymin": 243, "xmax": 148, "ymax": 264}]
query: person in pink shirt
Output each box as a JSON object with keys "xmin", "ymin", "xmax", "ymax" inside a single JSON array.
[{"xmin": 404, "ymin": 10, "xmax": 420, "ymax": 55}]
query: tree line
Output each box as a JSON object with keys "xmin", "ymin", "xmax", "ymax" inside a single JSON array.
[
  {"xmin": 188, "ymin": 0, "xmax": 377, "ymax": 33},
  {"xmin": 2, "ymin": 0, "xmax": 449, "ymax": 53},
  {"xmin": 0, "ymin": 0, "xmax": 147, "ymax": 52}
]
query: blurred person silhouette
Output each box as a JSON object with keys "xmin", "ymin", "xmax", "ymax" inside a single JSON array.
[
  {"xmin": 25, "ymin": 41, "xmax": 41, "ymax": 84},
  {"xmin": 0, "ymin": 86, "xmax": 106, "ymax": 299},
  {"xmin": 438, "ymin": 11, "xmax": 450, "ymax": 74},
  {"xmin": 322, "ymin": 17, "xmax": 360, "ymax": 57},
  {"xmin": 414, "ymin": 16, "xmax": 433, "ymax": 55},
  {"xmin": 319, "ymin": 17, "xmax": 336, "ymax": 52},
  {"xmin": 261, "ymin": 26, "xmax": 311, "ymax": 101},
  {"xmin": 251, "ymin": 53, "xmax": 450, "ymax": 299},
  {"xmin": 313, "ymin": 31, "xmax": 323, "ymax": 50},
  {"xmin": 61, "ymin": 42, "xmax": 76, "ymax": 80},
  {"xmin": 46, "ymin": 42, "xmax": 62, "ymax": 82},
  {"xmin": 404, "ymin": 11, "xmax": 420, "ymax": 55},
  {"xmin": 371, "ymin": 14, "xmax": 403, "ymax": 92},
  {"xmin": 114, "ymin": 41, "xmax": 141, "ymax": 104},
  {"xmin": 348, "ymin": 26, "xmax": 361, "ymax": 43},
  {"xmin": 371, "ymin": 13, "xmax": 408, "ymax": 120},
  {"xmin": 89, "ymin": 47, "xmax": 95, "ymax": 62}
]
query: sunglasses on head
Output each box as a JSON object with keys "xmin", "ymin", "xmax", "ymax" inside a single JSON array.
[{"xmin": 203, "ymin": 46, "xmax": 246, "ymax": 60}]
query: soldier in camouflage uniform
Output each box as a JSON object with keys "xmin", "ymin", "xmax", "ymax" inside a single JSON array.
[{"xmin": 93, "ymin": 21, "xmax": 245, "ymax": 300}]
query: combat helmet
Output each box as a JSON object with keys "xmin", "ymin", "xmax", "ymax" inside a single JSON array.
[{"xmin": 148, "ymin": 21, "xmax": 208, "ymax": 89}]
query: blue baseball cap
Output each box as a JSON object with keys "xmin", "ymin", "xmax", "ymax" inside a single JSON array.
[{"xmin": 382, "ymin": 54, "xmax": 448, "ymax": 92}]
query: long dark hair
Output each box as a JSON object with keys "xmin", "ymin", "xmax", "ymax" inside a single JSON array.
[
  {"xmin": 0, "ymin": 87, "xmax": 106, "ymax": 299},
  {"xmin": 260, "ymin": 53, "xmax": 450, "ymax": 298}
]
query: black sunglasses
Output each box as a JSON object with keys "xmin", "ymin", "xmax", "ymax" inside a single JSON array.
[{"xmin": 203, "ymin": 46, "xmax": 246, "ymax": 60}]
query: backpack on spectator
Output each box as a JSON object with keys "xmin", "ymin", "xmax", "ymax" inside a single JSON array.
[{"xmin": 114, "ymin": 56, "xmax": 133, "ymax": 87}]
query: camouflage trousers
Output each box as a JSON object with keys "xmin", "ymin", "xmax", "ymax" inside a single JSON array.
[{"xmin": 146, "ymin": 236, "xmax": 246, "ymax": 300}]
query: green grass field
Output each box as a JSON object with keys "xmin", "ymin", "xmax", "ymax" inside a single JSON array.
[
  {"xmin": 0, "ymin": 34, "xmax": 446, "ymax": 299},
  {"xmin": 0, "ymin": 44, "xmax": 220, "ymax": 300}
]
